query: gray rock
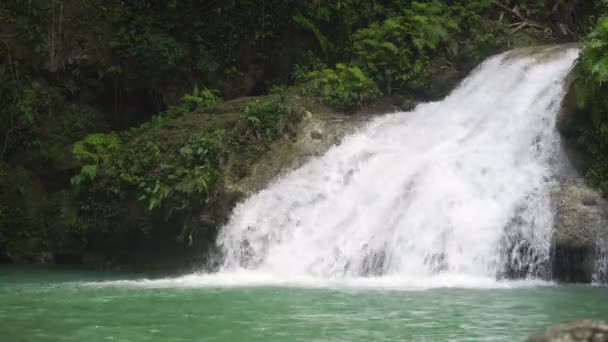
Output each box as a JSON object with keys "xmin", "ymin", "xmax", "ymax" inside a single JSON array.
[
  {"xmin": 399, "ymin": 98, "xmax": 419, "ymax": 112},
  {"xmin": 528, "ymin": 320, "xmax": 608, "ymax": 341},
  {"xmin": 310, "ymin": 130, "xmax": 323, "ymax": 140},
  {"xmin": 227, "ymin": 106, "xmax": 371, "ymax": 195},
  {"xmin": 552, "ymin": 180, "xmax": 608, "ymax": 282}
]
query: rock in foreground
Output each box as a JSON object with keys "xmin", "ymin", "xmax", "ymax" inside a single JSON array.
[
  {"xmin": 528, "ymin": 320, "xmax": 608, "ymax": 341},
  {"xmin": 552, "ymin": 180, "xmax": 608, "ymax": 282}
]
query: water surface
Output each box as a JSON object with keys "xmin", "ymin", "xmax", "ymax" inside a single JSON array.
[{"xmin": 1, "ymin": 266, "xmax": 607, "ymax": 341}]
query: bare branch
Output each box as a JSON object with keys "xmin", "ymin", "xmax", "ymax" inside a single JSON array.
[{"xmin": 491, "ymin": 0, "xmax": 551, "ymax": 34}]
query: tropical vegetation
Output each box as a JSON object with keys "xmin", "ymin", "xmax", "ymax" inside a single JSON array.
[{"xmin": 0, "ymin": 0, "xmax": 606, "ymax": 267}]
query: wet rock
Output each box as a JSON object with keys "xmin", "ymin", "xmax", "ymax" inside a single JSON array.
[
  {"xmin": 527, "ymin": 320, "xmax": 608, "ymax": 341},
  {"xmin": 310, "ymin": 130, "xmax": 323, "ymax": 140},
  {"xmin": 359, "ymin": 248, "xmax": 387, "ymax": 276},
  {"xmin": 399, "ymin": 97, "xmax": 419, "ymax": 112},
  {"xmin": 552, "ymin": 180, "xmax": 608, "ymax": 282},
  {"xmin": 424, "ymin": 252, "xmax": 447, "ymax": 274},
  {"xmin": 500, "ymin": 237, "xmax": 548, "ymax": 279},
  {"xmin": 228, "ymin": 97, "xmax": 374, "ymax": 195}
]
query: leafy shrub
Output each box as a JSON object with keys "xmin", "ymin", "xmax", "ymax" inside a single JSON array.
[
  {"xmin": 575, "ymin": 16, "xmax": 608, "ymax": 193},
  {"xmin": 69, "ymin": 86, "xmax": 229, "ymax": 242},
  {"xmin": 305, "ymin": 64, "xmax": 380, "ymax": 111},
  {"xmin": 352, "ymin": 1, "xmax": 460, "ymax": 92},
  {"xmin": 133, "ymin": 132, "xmax": 224, "ymax": 213},
  {"xmin": 574, "ymin": 12, "xmax": 608, "ymax": 195},
  {"xmin": 115, "ymin": 87, "xmax": 220, "ymax": 142},
  {"xmin": 73, "ymin": 129, "xmax": 224, "ymax": 237},
  {"xmin": 243, "ymin": 95, "xmax": 291, "ymax": 140},
  {"xmin": 172, "ymin": 86, "xmax": 221, "ymax": 114},
  {"xmin": 576, "ymin": 17, "xmax": 608, "ymax": 126},
  {"xmin": 579, "ymin": 124, "xmax": 608, "ymax": 194},
  {"xmin": 291, "ymin": 53, "xmax": 328, "ymax": 83},
  {"xmin": 71, "ymin": 133, "xmax": 121, "ymax": 185}
]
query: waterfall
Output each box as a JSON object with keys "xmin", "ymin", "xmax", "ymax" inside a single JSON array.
[
  {"xmin": 594, "ymin": 233, "xmax": 608, "ymax": 284},
  {"xmin": 212, "ymin": 46, "xmax": 579, "ymax": 286},
  {"xmin": 216, "ymin": 46, "xmax": 581, "ymax": 281}
]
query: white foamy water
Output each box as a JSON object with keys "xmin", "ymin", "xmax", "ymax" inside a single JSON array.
[
  {"xmin": 87, "ymin": 271, "xmax": 554, "ymax": 290},
  {"xmin": 215, "ymin": 46, "xmax": 579, "ymax": 282},
  {"xmin": 91, "ymin": 46, "xmax": 580, "ymax": 290},
  {"xmin": 594, "ymin": 234, "xmax": 608, "ymax": 285}
]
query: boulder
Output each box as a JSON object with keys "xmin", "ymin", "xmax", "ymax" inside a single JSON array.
[
  {"xmin": 527, "ymin": 320, "xmax": 608, "ymax": 341},
  {"xmin": 552, "ymin": 180, "xmax": 608, "ymax": 282},
  {"xmin": 227, "ymin": 100, "xmax": 371, "ymax": 195}
]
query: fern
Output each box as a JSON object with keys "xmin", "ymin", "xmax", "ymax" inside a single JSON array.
[
  {"xmin": 306, "ymin": 64, "xmax": 380, "ymax": 112},
  {"xmin": 352, "ymin": 1, "xmax": 461, "ymax": 92},
  {"xmin": 71, "ymin": 133, "xmax": 120, "ymax": 184},
  {"xmin": 174, "ymin": 86, "xmax": 220, "ymax": 114}
]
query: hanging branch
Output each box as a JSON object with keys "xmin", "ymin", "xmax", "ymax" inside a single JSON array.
[{"xmin": 491, "ymin": 0, "xmax": 552, "ymax": 35}]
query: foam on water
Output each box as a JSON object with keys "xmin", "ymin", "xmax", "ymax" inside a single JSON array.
[{"xmin": 85, "ymin": 272, "xmax": 555, "ymax": 290}]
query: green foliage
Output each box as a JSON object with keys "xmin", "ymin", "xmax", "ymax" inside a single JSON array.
[
  {"xmin": 244, "ymin": 95, "xmax": 291, "ymax": 140},
  {"xmin": 352, "ymin": 1, "xmax": 460, "ymax": 92},
  {"xmin": 117, "ymin": 86, "xmax": 221, "ymax": 142},
  {"xmin": 121, "ymin": 114, "xmax": 171, "ymax": 141},
  {"xmin": 132, "ymin": 131, "xmax": 223, "ymax": 215},
  {"xmin": 305, "ymin": 64, "xmax": 380, "ymax": 111},
  {"xmin": 5, "ymin": 0, "xmax": 604, "ymax": 265},
  {"xmin": 172, "ymin": 86, "xmax": 220, "ymax": 114},
  {"xmin": 576, "ymin": 17, "xmax": 608, "ymax": 126},
  {"xmin": 71, "ymin": 136, "xmax": 220, "ymax": 240},
  {"xmin": 71, "ymin": 133, "xmax": 121, "ymax": 185},
  {"xmin": 576, "ymin": 15, "xmax": 608, "ymax": 193},
  {"xmin": 580, "ymin": 124, "xmax": 608, "ymax": 194},
  {"xmin": 291, "ymin": 53, "xmax": 328, "ymax": 83},
  {"xmin": 64, "ymin": 84, "xmax": 230, "ymax": 246}
]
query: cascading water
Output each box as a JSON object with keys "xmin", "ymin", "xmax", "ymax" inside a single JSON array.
[
  {"xmin": 594, "ymin": 233, "xmax": 608, "ymax": 284},
  {"xmin": 213, "ymin": 45, "xmax": 580, "ymax": 287}
]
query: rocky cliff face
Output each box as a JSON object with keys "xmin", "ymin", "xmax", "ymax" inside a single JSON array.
[
  {"xmin": 552, "ymin": 181, "xmax": 608, "ymax": 282},
  {"xmin": 553, "ymin": 74, "xmax": 608, "ymax": 284}
]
